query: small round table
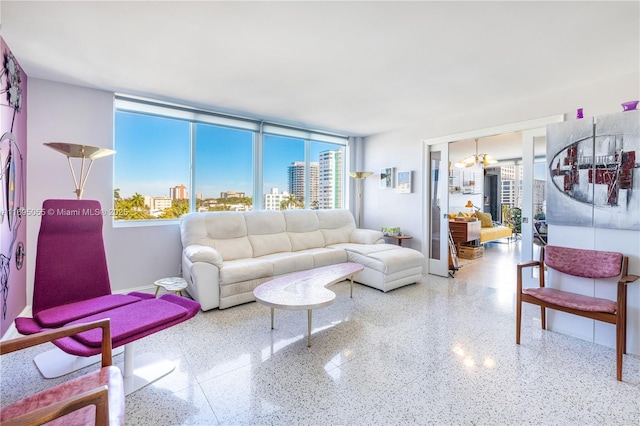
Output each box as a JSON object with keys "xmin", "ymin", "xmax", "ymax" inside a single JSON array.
[{"xmin": 154, "ymin": 277, "xmax": 187, "ymax": 297}]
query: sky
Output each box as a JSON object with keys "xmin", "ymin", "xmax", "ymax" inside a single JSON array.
[{"xmin": 114, "ymin": 111, "xmax": 343, "ymax": 200}]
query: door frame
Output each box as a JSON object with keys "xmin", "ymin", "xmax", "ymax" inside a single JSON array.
[{"xmin": 422, "ymin": 115, "xmax": 563, "ymax": 275}]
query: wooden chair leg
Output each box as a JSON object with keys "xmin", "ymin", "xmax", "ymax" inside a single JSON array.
[
  {"xmin": 616, "ymin": 322, "xmax": 624, "ymax": 381},
  {"xmin": 540, "ymin": 306, "xmax": 546, "ymax": 330},
  {"xmin": 616, "ymin": 307, "xmax": 626, "ymax": 381},
  {"xmin": 516, "ymin": 297, "xmax": 522, "ymax": 344}
]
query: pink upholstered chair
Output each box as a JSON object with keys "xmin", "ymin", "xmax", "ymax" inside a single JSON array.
[
  {"xmin": 15, "ymin": 199, "xmax": 200, "ymax": 393},
  {"xmin": 517, "ymin": 245, "xmax": 639, "ymax": 381},
  {"xmin": 1, "ymin": 319, "xmax": 124, "ymax": 425}
]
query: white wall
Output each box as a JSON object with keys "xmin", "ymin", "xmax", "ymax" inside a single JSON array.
[
  {"xmin": 27, "ymin": 79, "xmax": 182, "ymax": 302},
  {"xmin": 362, "ymin": 70, "xmax": 640, "ymax": 355}
]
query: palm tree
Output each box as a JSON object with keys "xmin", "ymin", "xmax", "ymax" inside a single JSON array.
[
  {"xmin": 280, "ymin": 194, "xmax": 303, "ymax": 210},
  {"xmin": 130, "ymin": 193, "xmax": 145, "ymax": 210},
  {"xmin": 160, "ymin": 199, "xmax": 189, "ymax": 219}
]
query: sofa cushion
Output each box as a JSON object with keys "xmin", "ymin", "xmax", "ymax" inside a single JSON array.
[
  {"xmin": 290, "ymin": 230, "xmax": 325, "ymax": 251},
  {"xmin": 305, "ymin": 247, "xmax": 349, "ymax": 267},
  {"xmin": 180, "ymin": 212, "xmax": 246, "ymax": 245},
  {"xmin": 329, "ymin": 243, "xmax": 398, "ymax": 255},
  {"xmin": 212, "ymin": 237, "xmax": 254, "ymax": 261},
  {"xmin": 180, "ymin": 212, "xmax": 253, "ymax": 261},
  {"xmin": 282, "ymin": 210, "xmax": 320, "ymax": 232},
  {"xmin": 219, "ymin": 258, "xmax": 274, "ymax": 284},
  {"xmin": 282, "ymin": 210, "xmax": 326, "ymax": 250},
  {"xmin": 317, "ymin": 209, "xmax": 356, "ymax": 245},
  {"xmin": 246, "ymin": 211, "xmax": 292, "ymax": 257},
  {"xmin": 346, "ymin": 247, "xmax": 424, "ymax": 274},
  {"xmin": 259, "ymin": 251, "xmax": 315, "ymax": 275},
  {"xmin": 249, "ymin": 233, "xmax": 292, "ymax": 257},
  {"xmin": 475, "ymin": 212, "xmax": 494, "ymax": 228}
]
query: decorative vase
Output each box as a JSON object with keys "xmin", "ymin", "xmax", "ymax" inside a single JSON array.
[{"xmin": 621, "ymin": 101, "xmax": 639, "ymax": 111}]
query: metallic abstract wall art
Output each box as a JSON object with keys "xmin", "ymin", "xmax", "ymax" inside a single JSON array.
[{"xmin": 547, "ymin": 110, "xmax": 640, "ymax": 230}]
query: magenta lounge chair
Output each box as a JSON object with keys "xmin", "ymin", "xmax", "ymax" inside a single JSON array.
[{"xmin": 15, "ymin": 199, "xmax": 200, "ymax": 394}]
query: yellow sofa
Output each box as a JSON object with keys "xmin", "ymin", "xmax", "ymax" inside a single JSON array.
[{"xmin": 449, "ymin": 212, "xmax": 513, "ymax": 243}]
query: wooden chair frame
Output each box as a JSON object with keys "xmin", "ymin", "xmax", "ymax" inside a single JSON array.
[
  {"xmin": 516, "ymin": 246, "xmax": 639, "ymax": 381},
  {"xmin": 1, "ymin": 319, "xmax": 124, "ymax": 425}
]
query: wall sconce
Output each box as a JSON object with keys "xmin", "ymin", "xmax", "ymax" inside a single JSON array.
[
  {"xmin": 44, "ymin": 142, "xmax": 115, "ymax": 199},
  {"xmin": 348, "ymin": 171, "xmax": 373, "ymax": 228}
]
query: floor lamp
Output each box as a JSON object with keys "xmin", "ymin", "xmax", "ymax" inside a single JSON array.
[
  {"xmin": 44, "ymin": 142, "xmax": 115, "ymax": 199},
  {"xmin": 348, "ymin": 171, "xmax": 373, "ymax": 228}
]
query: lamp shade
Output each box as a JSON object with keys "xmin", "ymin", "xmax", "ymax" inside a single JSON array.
[
  {"xmin": 348, "ymin": 171, "xmax": 373, "ymax": 179},
  {"xmin": 44, "ymin": 142, "xmax": 115, "ymax": 199},
  {"xmin": 44, "ymin": 142, "xmax": 115, "ymax": 159}
]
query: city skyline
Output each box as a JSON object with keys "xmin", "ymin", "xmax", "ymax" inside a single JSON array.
[{"xmin": 114, "ymin": 111, "xmax": 345, "ymax": 200}]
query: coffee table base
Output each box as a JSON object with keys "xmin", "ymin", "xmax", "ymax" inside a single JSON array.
[{"xmin": 256, "ymin": 263, "xmax": 363, "ymax": 347}]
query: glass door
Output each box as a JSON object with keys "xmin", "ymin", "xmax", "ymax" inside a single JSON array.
[
  {"xmin": 428, "ymin": 143, "xmax": 450, "ymax": 277},
  {"xmin": 521, "ymin": 129, "xmax": 547, "ymax": 288}
]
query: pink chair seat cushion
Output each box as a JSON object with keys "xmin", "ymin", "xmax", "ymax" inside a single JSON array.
[
  {"xmin": 68, "ymin": 299, "xmax": 188, "ymax": 347},
  {"xmin": 544, "ymin": 245, "xmax": 623, "ymax": 278},
  {"xmin": 0, "ymin": 365, "xmax": 124, "ymax": 425},
  {"xmin": 523, "ymin": 287, "xmax": 617, "ymax": 313},
  {"xmin": 34, "ymin": 294, "xmax": 142, "ymax": 328}
]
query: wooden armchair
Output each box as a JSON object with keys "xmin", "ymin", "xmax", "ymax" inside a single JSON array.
[
  {"xmin": 1, "ymin": 319, "xmax": 124, "ymax": 425},
  {"xmin": 516, "ymin": 245, "xmax": 639, "ymax": 381}
]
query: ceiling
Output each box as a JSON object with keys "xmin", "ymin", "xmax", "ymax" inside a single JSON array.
[{"xmin": 1, "ymin": 1, "xmax": 638, "ymax": 137}]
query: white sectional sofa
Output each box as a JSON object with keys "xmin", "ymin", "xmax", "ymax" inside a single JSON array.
[{"xmin": 179, "ymin": 209, "xmax": 424, "ymax": 310}]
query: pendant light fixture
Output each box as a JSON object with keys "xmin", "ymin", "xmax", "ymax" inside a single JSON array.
[{"xmin": 454, "ymin": 138, "xmax": 497, "ymax": 168}]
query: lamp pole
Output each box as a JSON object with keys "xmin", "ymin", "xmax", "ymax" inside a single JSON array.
[{"xmin": 348, "ymin": 171, "xmax": 373, "ymax": 228}]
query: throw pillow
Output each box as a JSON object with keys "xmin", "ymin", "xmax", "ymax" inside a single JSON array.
[{"xmin": 476, "ymin": 212, "xmax": 494, "ymax": 228}]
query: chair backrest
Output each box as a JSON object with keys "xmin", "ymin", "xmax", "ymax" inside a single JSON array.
[
  {"xmin": 32, "ymin": 199, "xmax": 112, "ymax": 315},
  {"xmin": 543, "ymin": 245, "xmax": 624, "ymax": 279}
]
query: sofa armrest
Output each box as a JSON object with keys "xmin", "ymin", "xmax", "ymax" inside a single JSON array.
[
  {"xmin": 350, "ymin": 229, "xmax": 385, "ymax": 245},
  {"xmin": 183, "ymin": 245, "xmax": 223, "ymax": 268}
]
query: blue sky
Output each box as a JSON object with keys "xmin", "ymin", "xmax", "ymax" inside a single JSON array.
[{"xmin": 115, "ymin": 111, "xmax": 342, "ymax": 199}]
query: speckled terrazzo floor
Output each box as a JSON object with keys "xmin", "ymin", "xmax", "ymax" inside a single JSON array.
[{"xmin": 2, "ymin": 241, "xmax": 639, "ymax": 425}]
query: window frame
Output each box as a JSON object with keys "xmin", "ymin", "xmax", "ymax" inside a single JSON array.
[{"xmin": 114, "ymin": 95, "xmax": 350, "ymax": 223}]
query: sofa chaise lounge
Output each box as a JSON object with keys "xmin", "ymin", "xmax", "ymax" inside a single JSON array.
[{"xmin": 180, "ymin": 209, "xmax": 425, "ymax": 310}]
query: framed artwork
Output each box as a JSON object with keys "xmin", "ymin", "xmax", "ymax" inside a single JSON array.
[
  {"xmin": 396, "ymin": 170, "xmax": 412, "ymax": 193},
  {"xmin": 380, "ymin": 167, "xmax": 393, "ymax": 189}
]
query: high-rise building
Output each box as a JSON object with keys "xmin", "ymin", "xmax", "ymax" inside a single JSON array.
[
  {"xmin": 264, "ymin": 188, "xmax": 290, "ymax": 211},
  {"xmin": 500, "ymin": 165, "xmax": 523, "ymax": 208},
  {"xmin": 287, "ymin": 161, "xmax": 318, "ymax": 206},
  {"xmin": 318, "ymin": 150, "xmax": 343, "ymax": 209},
  {"xmin": 170, "ymin": 184, "xmax": 188, "ymax": 200}
]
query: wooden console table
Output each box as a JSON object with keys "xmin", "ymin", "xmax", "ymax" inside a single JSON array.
[{"xmin": 449, "ymin": 220, "xmax": 481, "ymax": 250}]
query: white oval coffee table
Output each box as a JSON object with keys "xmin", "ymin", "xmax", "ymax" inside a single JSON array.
[{"xmin": 253, "ymin": 262, "xmax": 363, "ymax": 347}]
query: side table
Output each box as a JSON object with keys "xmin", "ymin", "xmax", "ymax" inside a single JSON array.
[
  {"xmin": 385, "ymin": 235, "xmax": 413, "ymax": 246},
  {"xmin": 154, "ymin": 277, "xmax": 187, "ymax": 297}
]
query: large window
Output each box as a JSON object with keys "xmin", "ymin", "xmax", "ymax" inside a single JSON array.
[
  {"xmin": 195, "ymin": 124, "xmax": 254, "ymax": 212},
  {"xmin": 114, "ymin": 97, "xmax": 349, "ymax": 222},
  {"xmin": 114, "ymin": 111, "xmax": 190, "ymax": 220}
]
